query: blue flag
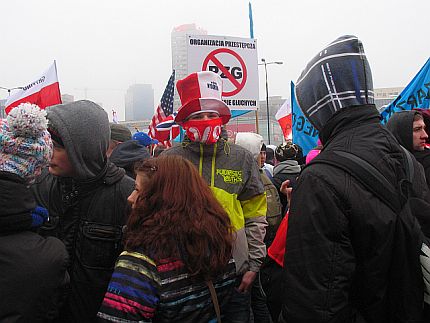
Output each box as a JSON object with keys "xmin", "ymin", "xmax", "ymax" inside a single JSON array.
[
  {"xmin": 380, "ymin": 58, "xmax": 430, "ymax": 124},
  {"xmin": 291, "ymin": 81, "xmax": 319, "ymax": 155}
]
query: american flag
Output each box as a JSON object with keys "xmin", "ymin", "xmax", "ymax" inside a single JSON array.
[{"xmin": 148, "ymin": 70, "xmax": 179, "ymax": 147}]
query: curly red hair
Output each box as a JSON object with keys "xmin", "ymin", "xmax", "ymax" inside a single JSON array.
[{"xmin": 125, "ymin": 155, "xmax": 234, "ymax": 280}]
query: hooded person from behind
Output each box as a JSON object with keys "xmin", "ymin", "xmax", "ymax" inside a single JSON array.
[
  {"xmin": 280, "ymin": 35, "xmax": 430, "ymax": 323},
  {"xmin": 272, "ymin": 141, "xmax": 303, "ymax": 214},
  {"xmin": 387, "ymin": 110, "xmax": 430, "ymax": 190},
  {"xmin": 32, "ymin": 100, "xmax": 134, "ymax": 323},
  {"xmin": 0, "ymin": 103, "xmax": 69, "ymax": 322}
]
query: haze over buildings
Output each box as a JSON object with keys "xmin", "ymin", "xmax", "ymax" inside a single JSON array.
[
  {"xmin": 0, "ymin": 0, "xmax": 428, "ymax": 122},
  {"xmin": 125, "ymin": 84, "xmax": 154, "ymax": 121}
]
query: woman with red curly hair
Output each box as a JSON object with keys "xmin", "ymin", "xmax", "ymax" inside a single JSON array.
[{"xmin": 98, "ymin": 155, "xmax": 236, "ymax": 322}]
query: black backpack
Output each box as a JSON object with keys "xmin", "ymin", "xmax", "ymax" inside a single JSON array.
[{"xmin": 309, "ymin": 147, "xmax": 428, "ymax": 322}]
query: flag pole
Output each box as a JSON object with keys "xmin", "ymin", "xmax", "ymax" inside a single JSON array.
[{"xmin": 249, "ymin": 1, "xmax": 259, "ymax": 134}]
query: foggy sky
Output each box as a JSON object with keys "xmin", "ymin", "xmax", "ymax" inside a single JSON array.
[{"xmin": 1, "ymin": 0, "xmax": 429, "ymax": 121}]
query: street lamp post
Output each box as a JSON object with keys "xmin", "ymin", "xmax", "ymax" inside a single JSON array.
[
  {"xmin": 259, "ymin": 59, "xmax": 283, "ymax": 145},
  {"xmin": 0, "ymin": 86, "xmax": 23, "ymax": 96}
]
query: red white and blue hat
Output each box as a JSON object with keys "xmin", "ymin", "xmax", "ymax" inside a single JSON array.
[{"xmin": 175, "ymin": 71, "xmax": 231, "ymax": 125}]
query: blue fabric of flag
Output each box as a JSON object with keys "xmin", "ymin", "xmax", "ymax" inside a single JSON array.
[
  {"xmin": 291, "ymin": 81, "xmax": 319, "ymax": 156},
  {"xmin": 380, "ymin": 58, "xmax": 430, "ymax": 124}
]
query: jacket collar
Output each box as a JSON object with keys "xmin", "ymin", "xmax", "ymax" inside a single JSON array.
[{"xmin": 320, "ymin": 105, "xmax": 380, "ymax": 145}]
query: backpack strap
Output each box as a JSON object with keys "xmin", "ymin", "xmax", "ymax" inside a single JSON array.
[
  {"xmin": 309, "ymin": 150, "xmax": 401, "ymax": 213},
  {"xmin": 400, "ymin": 146, "xmax": 414, "ymax": 183}
]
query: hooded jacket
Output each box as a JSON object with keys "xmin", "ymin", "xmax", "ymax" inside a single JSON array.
[
  {"xmin": 32, "ymin": 101, "xmax": 134, "ymax": 322},
  {"xmin": 163, "ymin": 137, "xmax": 267, "ymax": 273},
  {"xmin": 386, "ymin": 110, "xmax": 418, "ymax": 152},
  {"xmin": 0, "ymin": 172, "xmax": 69, "ymax": 322},
  {"xmin": 109, "ymin": 140, "xmax": 151, "ymax": 178},
  {"xmin": 280, "ymin": 106, "xmax": 430, "ymax": 323},
  {"xmin": 273, "ymin": 160, "xmax": 301, "ymax": 213},
  {"xmin": 387, "ymin": 110, "xmax": 430, "ymax": 190},
  {"xmin": 281, "ymin": 34, "xmax": 430, "ymax": 323}
]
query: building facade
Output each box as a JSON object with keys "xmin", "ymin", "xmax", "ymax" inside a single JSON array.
[
  {"xmin": 171, "ymin": 23, "xmax": 207, "ymax": 109},
  {"xmin": 125, "ymin": 84, "xmax": 154, "ymax": 121}
]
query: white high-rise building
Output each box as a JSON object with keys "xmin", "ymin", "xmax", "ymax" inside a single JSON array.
[{"xmin": 171, "ymin": 23, "xmax": 207, "ymax": 109}]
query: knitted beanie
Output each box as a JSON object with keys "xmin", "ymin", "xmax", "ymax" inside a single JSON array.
[
  {"xmin": 0, "ymin": 103, "xmax": 52, "ymax": 183},
  {"xmin": 110, "ymin": 123, "xmax": 132, "ymax": 142},
  {"xmin": 275, "ymin": 141, "xmax": 303, "ymax": 162}
]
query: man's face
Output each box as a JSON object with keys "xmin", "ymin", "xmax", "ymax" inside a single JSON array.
[
  {"xmin": 412, "ymin": 118, "xmax": 428, "ymax": 151},
  {"xmin": 260, "ymin": 151, "xmax": 267, "ymax": 165},
  {"xmin": 187, "ymin": 112, "xmax": 220, "ymax": 121},
  {"xmin": 48, "ymin": 140, "xmax": 76, "ymax": 177}
]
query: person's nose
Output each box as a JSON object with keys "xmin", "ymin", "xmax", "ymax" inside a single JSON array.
[{"xmin": 127, "ymin": 190, "xmax": 137, "ymax": 206}]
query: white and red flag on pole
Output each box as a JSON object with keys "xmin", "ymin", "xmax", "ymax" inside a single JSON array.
[
  {"xmin": 148, "ymin": 70, "xmax": 180, "ymax": 147},
  {"xmin": 275, "ymin": 99, "xmax": 292, "ymax": 140},
  {"xmin": 5, "ymin": 61, "xmax": 62, "ymax": 114}
]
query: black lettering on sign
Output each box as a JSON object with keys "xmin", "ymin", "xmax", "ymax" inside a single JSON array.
[
  {"xmin": 208, "ymin": 65, "xmax": 242, "ymax": 80},
  {"xmin": 231, "ymin": 67, "xmax": 242, "ymax": 79}
]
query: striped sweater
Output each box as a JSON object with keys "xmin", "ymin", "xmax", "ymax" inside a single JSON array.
[{"xmin": 98, "ymin": 250, "xmax": 237, "ymax": 322}]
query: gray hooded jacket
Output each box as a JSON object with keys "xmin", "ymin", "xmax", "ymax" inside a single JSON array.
[{"xmin": 32, "ymin": 100, "xmax": 134, "ymax": 323}]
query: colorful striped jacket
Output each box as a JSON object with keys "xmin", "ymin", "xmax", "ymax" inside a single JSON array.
[{"xmin": 98, "ymin": 250, "xmax": 237, "ymax": 322}]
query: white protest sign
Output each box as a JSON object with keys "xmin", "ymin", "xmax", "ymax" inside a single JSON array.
[{"xmin": 187, "ymin": 35, "xmax": 259, "ymax": 111}]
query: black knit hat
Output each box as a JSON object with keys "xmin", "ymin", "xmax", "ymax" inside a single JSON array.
[{"xmin": 275, "ymin": 141, "xmax": 303, "ymax": 162}]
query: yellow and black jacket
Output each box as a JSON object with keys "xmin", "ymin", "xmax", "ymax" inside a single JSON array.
[{"xmin": 164, "ymin": 137, "xmax": 267, "ymax": 273}]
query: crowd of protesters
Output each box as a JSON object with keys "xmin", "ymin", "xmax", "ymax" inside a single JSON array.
[{"xmin": 1, "ymin": 34, "xmax": 430, "ymax": 323}]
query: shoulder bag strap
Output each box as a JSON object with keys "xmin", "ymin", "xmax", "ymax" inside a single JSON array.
[
  {"xmin": 206, "ymin": 280, "xmax": 221, "ymax": 323},
  {"xmin": 309, "ymin": 150, "xmax": 401, "ymax": 212}
]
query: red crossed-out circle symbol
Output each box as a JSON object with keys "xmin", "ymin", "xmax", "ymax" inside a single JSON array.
[{"xmin": 202, "ymin": 48, "xmax": 247, "ymax": 97}]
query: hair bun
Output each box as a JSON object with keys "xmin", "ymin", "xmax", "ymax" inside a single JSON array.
[{"xmin": 7, "ymin": 103, "xmax": 48, "ymax": 138}]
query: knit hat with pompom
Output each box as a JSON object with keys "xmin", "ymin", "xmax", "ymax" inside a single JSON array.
[{"xmin": 0, "ymin": 103, "xmax": 52, "ymax": 183}]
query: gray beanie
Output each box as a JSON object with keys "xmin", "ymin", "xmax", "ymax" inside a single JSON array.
[
  {"xmin": 296, "ymin": 35, "xmax": 374, "ymax": 132},
  {"xmin": 110, "ymin": 123, "xmax": 132, "ymax": 142}
]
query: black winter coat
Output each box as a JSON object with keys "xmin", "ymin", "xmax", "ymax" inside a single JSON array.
[
  {"xmin": 0, "ymin": 172, "xmax": 69, "ymax": 322},
  {"xmin": 32, "ymin": 163, "xmax": 134, "ymax": 322},
  {"xmin": 280, "ymin": 106, "xmax": 430, "ymax": 323},
  {"xmin": 272, "ymin": 160, "xmax": 302, "ymax": 214}
]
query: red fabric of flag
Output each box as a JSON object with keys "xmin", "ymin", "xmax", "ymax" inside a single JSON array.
[{"xmin": 148, "ymin": 71, "xmax": 179, "ymax": 147}]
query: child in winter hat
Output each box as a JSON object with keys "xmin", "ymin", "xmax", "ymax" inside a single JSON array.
[{"xmin": 0, "ymin": 103, "xmax": 52, "ymax": 184}]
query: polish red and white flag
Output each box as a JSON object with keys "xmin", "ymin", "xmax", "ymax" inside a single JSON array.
[
  {"xmin": 5, "ymin": 61, "xmax": 62, "ymax": 114},
  {"xmin": 275, "ymin": 99, "xmax": 292, "ymax": 140}
]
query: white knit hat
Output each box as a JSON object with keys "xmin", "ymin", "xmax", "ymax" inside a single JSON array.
[{"xmin": 0, "ymin": 103, "xmax": 52, "ymax": 183}]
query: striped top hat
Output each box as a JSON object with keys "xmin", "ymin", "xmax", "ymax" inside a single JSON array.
[{"xmin": 175, "ymin": 71, "xmax": 231, "ymax": 125}]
